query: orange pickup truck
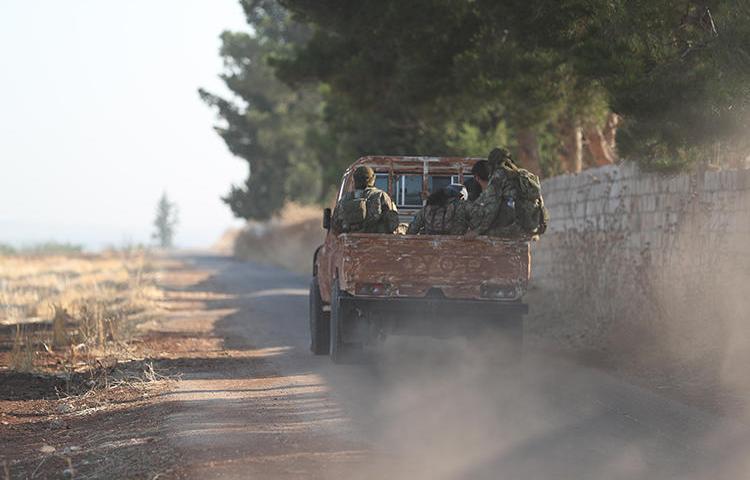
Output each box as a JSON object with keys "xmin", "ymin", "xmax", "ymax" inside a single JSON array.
[{"xmin": 309, "ymin": 156, "xmax": 531, "ymax": 363}]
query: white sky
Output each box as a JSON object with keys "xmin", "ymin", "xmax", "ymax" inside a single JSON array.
[{"xmin": 0, "ymin": 1, "xmax": 250, "ymax": 249}]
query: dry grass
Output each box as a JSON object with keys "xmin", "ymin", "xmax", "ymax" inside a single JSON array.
[
  {"xmin": 9, "ymin": 325, "xmax": 34, "ymax": 372},
  {"xmin": 0, "ymin": 249, "xmax": 163, "ymax": 374},
  {"xmin": 233, "ymin": 202, "xmax": 325, "ymax": 273}
]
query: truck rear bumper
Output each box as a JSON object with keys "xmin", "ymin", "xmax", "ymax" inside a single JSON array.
[
  {"xmin": 341, "ymin": 296, "xmax": 528, "ymax": 316},
  {"xmin": 339, "ymin": 296, "xmax": 527, "ymax": 339}
]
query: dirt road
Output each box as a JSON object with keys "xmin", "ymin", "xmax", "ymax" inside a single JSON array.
[{"xmin": 140, "ymin": 254, "xmax": 748, "ymax": 480}]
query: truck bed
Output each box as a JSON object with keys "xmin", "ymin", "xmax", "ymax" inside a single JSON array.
[{"xmin": 336, "ymin": 234, "xmax": 530, "ymax": 300}]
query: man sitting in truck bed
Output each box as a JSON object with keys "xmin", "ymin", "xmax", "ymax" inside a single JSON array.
[
  {"xmin": 407, "ymin": 184, "xmax": 468, "ymax": 235},
  {"xmin": 467, "ymin": 147, "xmax": 548, "ymax": 237},
  {"xmin": 332, "ymin": 166, "xmax": 400, "ymax": 234},
  {"xmin": 466, "ymin": 160, "xmax": 490, "ymax": 202}
]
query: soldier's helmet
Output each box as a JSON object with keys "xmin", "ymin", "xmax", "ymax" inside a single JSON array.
[
  {"xmin": 445, "ymin": 183, "xmax": 468, "ymax": 201},
  {"xmin": 353, "ymin": 166, "xmax": 376, "ymax": 187}
]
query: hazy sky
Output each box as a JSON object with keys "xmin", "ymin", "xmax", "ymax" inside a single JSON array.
[{"xmin": 0, "ymin": 1, "xmax": 250, "ymax": 249}]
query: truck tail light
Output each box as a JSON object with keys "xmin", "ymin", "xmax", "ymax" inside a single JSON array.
[
  {"xmin": 356, "ymin": 283, "xmax": 389, "ymax": 296},
  {"xmin": 480, "ymin": 284, "xmax": 519, "ymax": 300}
]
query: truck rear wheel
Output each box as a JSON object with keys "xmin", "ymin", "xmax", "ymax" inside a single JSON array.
[
  {"xmin": 329, "ymin": 280, "xmax": 361, "ymax": 364},
  {"xmin": 309, "ymin": 277, "xmax": 330, "ymax": 355}
]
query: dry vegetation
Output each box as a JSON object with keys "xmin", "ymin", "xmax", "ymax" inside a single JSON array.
[
  {"xmin": 0, "ymin": 248, "xmax": 168, "ymax": 395},
  {"xmin": 232, "ymin": 202, "xmax": 325, "ymax": 273},
  {"xmin": 0, "ymin": 252, "xmax": 217, "ymax": 479}
]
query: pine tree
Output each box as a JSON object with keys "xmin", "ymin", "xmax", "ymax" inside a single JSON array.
[{"xmin": 152, "ymin": 192, "xmax": 178, "ymax": 248}]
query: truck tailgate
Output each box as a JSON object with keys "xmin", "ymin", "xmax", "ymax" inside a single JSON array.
[{"xmin": 337, "ymin": 234, "xmax": 530, "ymax": 300}]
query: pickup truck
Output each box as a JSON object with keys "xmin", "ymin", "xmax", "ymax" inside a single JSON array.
[{"xmin": 309, "ymin": 156, "xmax": 531, "ymax": 363}]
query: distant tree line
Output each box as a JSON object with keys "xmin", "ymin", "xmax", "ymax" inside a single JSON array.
[
  {"xmin": 0, "ymin": 242, "xmax": 83, "ymax": 256},
  {"xmin": 200, "ymin": 0, "xmax": 750, "ymax": 220}
]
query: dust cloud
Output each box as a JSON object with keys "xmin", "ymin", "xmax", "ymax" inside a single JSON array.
[
  {"xmin": 322, "ymin": 194, "xmax": 750, "ymax": 479},
  {"xmin": 218, "ymin": 188, "xmax": 750, "ymax": 479}
]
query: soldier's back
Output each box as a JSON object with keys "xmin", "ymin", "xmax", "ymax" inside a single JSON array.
[{"xmin": 336, "ymin": 186, "xmax": 397, "ymax": 234}]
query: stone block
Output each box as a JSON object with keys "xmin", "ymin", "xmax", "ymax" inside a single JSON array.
[
  {"xmin": 626, "ymin": 233, "xmax": 643, "ymax": 249},
  {"xmin": 542, "ymin": 176, "xmax": 558, "ymax": 191},
  {"xmin": 665, "ymin": 175, "xmax": 690, "ymax": 194},
  {"xmin": 721, "ymin": 170, "xmax": 739, "ymax": 190},
  {"xmin": 604, "ymin": 197, "xmax": 620, "ymax": 215},
  {"xmin": 608, "ymin": 178, "xmax": 624, "ymax": 198},
  {"xmin": 634, "ymin": 179, "xmax": 647, "ymax": 195},
  {"xmin": 639, "ymin": 212, "xmax": 654, "ymax": 232},
  {"xmin": 618, "ymin": 162, "xmax": 639, "ymax": 179},
  {"xmin": 653, "ymin": 211, "xmax": 668, "ymax": 229},
  {"xmin": 737, "ymin": 169, "xmax": 750, "ymax": 191},
  {"xmin": 642, "ymin": 231, "xmax": 662, "ymax": 249},
  {"xmin": 720, "ymin": 191, "xmax": 741, "ymax": 212},
  {"xmin": 703, "ymin": 171, "xmax": 721, "ymax": 191},
  {"xmin": 573, "ymin": 202, "xmax": 585, "ymax": 219},
  {"xmin": 587, "ymin": 200, "xmax": 606, "ymax": 217},
  {"xmin": 640, "ymin": 194, "xmax": 657, "ymax": 212},
  {"xmin": 620, "ymin": 178, "xmax": 635, "ymax": 196}
]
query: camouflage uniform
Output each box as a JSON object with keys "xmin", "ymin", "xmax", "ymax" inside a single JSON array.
[
  {"xmin": 332, "ymin": 166, "xmax": 399, "ymax": 234},
  {"xmin": 407, "ymin": 200, "xmax": 468, "ymax": 235},
  {"xmin": 466, "ymin": 148, "xmax": 524, "ymax": 237}
]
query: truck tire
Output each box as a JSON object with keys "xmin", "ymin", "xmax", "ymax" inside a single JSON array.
[
  {"xmin": 309, "ymin": 277, "xmax": 330, "ymax": 355},
  {"xmin": 329, "ymin": 280, "xmax": 360, "ymax": 364}
]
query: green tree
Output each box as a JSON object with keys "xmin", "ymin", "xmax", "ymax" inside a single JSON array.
[
  {"xmin": 205, "ymin": 1, "xmax": 750, "ymax": 219},
  {"xmin": 573, "ymin": 0, "xmax": 750, "ymax": 169},
  {"xmin": 275, "ymin": 0, "xmax": 750, "ymax": 172},
  {"xmin": 152, "ymin": 192, "xmax": 178, "ymax": 248},
  {"xmin": 275, "ymin": 0, "xmax": 613, "ymax": 175},
  {"xmin": 200, "ymin": 0, "xmax": 327, "ymax": 220}
]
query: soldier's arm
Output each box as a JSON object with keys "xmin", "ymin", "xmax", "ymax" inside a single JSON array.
[
  {"xmin": 407, "ymin": 208, "xmax": 425, "ymax": 234},
  {"xmin": 382, "ymin": 191, "xmax": 397, "ymax": 213},
  {"xmin": 380, "ymin": 191, "xmax": 399, "ymax": 233},
  {"xmin": 381, "ymin": 192, "xmax": 400, "ymax": 233},
  {"xmin": 466, "ymin": 185, "xmax": 501, "ymax": 235},
  {"xmin": 453, "ymin": 202, "xmax": 469, "ymax": 235}
]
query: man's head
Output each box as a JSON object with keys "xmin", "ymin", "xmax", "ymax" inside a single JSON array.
[
  {"xmin": 471, "ymin": 160, "xmax": 490, "ymax": 189},
  {"xmin": 487, "ymin": 147, "xmax": 515, "ymax": 176},
  {"xmin": 353, "ymin": 166, "xmax": 375, "ymax": 189},
  {"xmin": 464, "ymin": 177, "xmax": 482, "ymax": 201},
  {"xmin": 488, "ymin": 147, "xmax": 512, "ymax": 164}
]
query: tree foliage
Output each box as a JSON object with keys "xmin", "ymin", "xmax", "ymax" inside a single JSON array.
[
  {"xmin": 204, "ymin": 0, "xmax": 750, "ymax": 219},
  {"xmin": 152, "ymin": 192, "xmax": 178, "ymax": 248},
  {"xmin": 200, "ymin": 0, "xmax": 327, "ymax": 220}
]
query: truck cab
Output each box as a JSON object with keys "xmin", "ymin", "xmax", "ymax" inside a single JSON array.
[{"xmin": 310, "ymin": 156, "xmax": 530, "ymax": 363}]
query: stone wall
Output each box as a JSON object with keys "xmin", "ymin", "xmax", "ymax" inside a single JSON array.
[{"xmin": 531, "ymin": 163, "xmax": 750, "ymax": 285}]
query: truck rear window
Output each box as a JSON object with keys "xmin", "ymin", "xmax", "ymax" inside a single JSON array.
[
  {"xmin": 369, "ymin": 173, "xmax": 464, "ymax": 209},
  {"xmin": 429, "ymin": 175, "xmax": 452, "ymax": 193},
  {"xmin": 395, "ymin": 175, "xmax": 423, "ymax": 207}
]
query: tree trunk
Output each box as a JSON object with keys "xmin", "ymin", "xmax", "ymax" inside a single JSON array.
[
  {"xmin": 603, "ymin": 113, "xmax": 619, "ymax": 152},
  {"xmin": 517, "ymin": 128, "xmax": 542, "ymax": 175},
  {"xmin": 558, "ymin": 117, "xmax": 583, "ymax": 174},
  {"xmin": 584, "ymin": 113, "xmax": 619, "ymax": 167},
  {"xmin": 583, "ymin": 114, "xmax": 617, "ymax": 167}
]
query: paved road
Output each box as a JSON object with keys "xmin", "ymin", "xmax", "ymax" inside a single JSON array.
[{"xmin": 161, "ymin": 255, "xmax": 749, "ymax": 479}]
